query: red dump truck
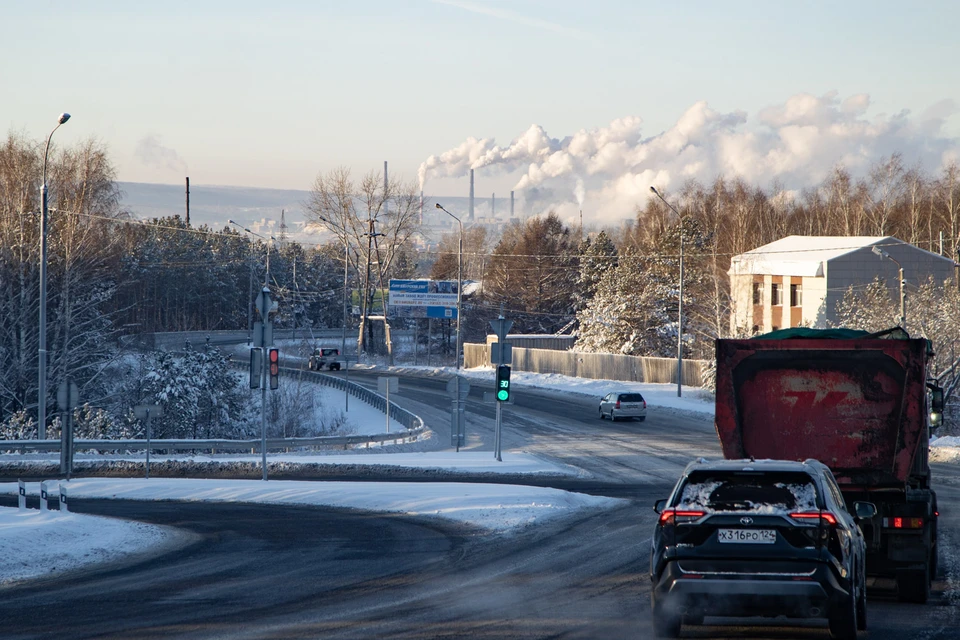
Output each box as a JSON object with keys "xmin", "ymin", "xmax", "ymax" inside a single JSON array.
[{"xmin": 715, "ymin": 328, "xmax": 945, "ymax": 603}]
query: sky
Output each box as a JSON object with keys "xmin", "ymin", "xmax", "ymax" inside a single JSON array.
[{"xmin": 4, "ymin": 1, "xmax": 960, "ymax": 225}]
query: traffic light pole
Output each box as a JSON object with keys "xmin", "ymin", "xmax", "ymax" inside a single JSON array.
[{"xmin": 257, "ymin": 289, "xmax": 271, "ymax": 481}]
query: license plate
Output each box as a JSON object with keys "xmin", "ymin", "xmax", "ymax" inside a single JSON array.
[{"xmin": 718, "ymin": 529, "xmax": 776, "ymax": 544}]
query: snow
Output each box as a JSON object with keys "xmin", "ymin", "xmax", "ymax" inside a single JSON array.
[
  {"xmin": 0, "ymin": 506, "xmax": 182, "ymax": 585},
  {"xmin": 930, "ymin": 435, "xmax": 960, "ymax": 463}
]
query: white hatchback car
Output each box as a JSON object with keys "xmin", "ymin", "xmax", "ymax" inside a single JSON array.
[{"xmin": 599, "ymin": 391, "xmax": 647, "ymax": 421}]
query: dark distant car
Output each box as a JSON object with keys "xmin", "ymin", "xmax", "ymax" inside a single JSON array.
[
  {"xmin": 649, "ymin": 458, "xmax": 874, "ymax": 639},
  {"xmin": 598, "ymin": 391, "xmax": 646, "ymax": 421},
  {"xmin": 308, "ymin": 347, "xmax": 341, "ymax": 371}
]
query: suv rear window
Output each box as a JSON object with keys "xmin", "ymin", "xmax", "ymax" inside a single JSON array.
[
  {"xmin": 321, "ymin": 349, "xmax": 339, "ymax": 356},
  {"xmin": 618, "ymin": 393, "xmax": 644, "ymax": 403},
  {"xmin": 675, "ymin": 471, "xmax": 819, "ymax": 514}
]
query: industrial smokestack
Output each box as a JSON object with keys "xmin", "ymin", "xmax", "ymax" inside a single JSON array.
[
  {"xmin": 419, "ymin": 190, "xmax": 423, "ymax": 225},
  {"xmin": 492, "ymin": 192, "xmax": 495, "ymax": 217},
  {"xmin": 185, "ymin": 176, "xmax": 190, "ymax": 227},
  {"xmin": 510, "ymin": 190, "xmax": 514, "ymax": 217},
  {"xmin": 469, "ymin": 169, "xmax": 474, "ymax": 221}
]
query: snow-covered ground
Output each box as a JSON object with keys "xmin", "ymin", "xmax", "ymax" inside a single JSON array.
[
  {"xmin": 0, "ymin": 505, "xmax": 187, "ymax": 585},
  {"xmin": 931, "ymin": 435, "xmax": 960, "ymax": 463}
]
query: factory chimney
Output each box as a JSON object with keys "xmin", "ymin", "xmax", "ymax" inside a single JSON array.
[
  {"xmin": 492, "ymin": 192, "xmax": 495, "ymax": 217},
  {"xmin": 185, "ymin": 177, "xmax": 190, "ymax": 227},
  {"xmin": 469, "ymin": 169, "xmax": 474, "ymax": 221},
  {"xmin": 510, "ymin": 190, "xmax": 514, "ymax": 217}
]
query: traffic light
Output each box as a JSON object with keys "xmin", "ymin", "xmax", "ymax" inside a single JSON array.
[
  {"xmin": 268, "ymin": 348, "xmax": 280, "ymax": 390},
  {"xmin": 495, "ymin": 364, "xmax": 511, "ymax": 402}
]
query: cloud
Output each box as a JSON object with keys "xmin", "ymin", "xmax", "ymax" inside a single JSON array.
[
  {"xmin": 419, "ymin": 92, "xmax": 960, "ymax": 225},
  {"xmin": 134, "ymin": 135, "xmax": 188, "ymax": 174}
]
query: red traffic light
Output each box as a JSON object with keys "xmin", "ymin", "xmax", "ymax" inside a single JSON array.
[{"xmin": 268, "ymin": 348, "xmax": 279, "ymax": 389}]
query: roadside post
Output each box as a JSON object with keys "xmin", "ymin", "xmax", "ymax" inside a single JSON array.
[
  {"xmin": 59, "ymin": 483, "xmax": 69, "ymax": 512},
  {"xmin": 378, "ymin": 376, "xmax": 399, "ymax": 433},
  {"xmin": 18, "ymin": 479, "xmax": 26, "ymax": 511},
  {"xmin": 489, "ymin": 315, "xmax": 513, "ymax": 462},
  {"xmin": 254, "ymin": 287, "xmax": 275, "ymax": 481},
  {"xmin": 40, "ymin": 481, "xmax": 50, "ymax": 512},
  {"xmin": 134, "ymin": 404, "xmax": 164, "ymax": 479},
  {"xmin": 446, "ymin": 376, "xmax": 470, "ymax": 448},
  {"xmin": 57, "ymin": 379, "xmax": 79, "ymax": 478}
]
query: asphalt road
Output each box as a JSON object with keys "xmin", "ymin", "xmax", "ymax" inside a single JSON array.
[{"xmin": 2, "ymin": 368, "xmax": 958, "ymax": 639}]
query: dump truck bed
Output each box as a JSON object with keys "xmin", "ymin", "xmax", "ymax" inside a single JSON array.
[{"xmin": 715, "ymin": 337, "xmax": 929, "ymax": 486}]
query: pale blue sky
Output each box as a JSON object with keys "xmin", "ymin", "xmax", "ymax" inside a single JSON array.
[{"xmin": 3, "ymin": 0, "xmax": 959, "ymax": 197}]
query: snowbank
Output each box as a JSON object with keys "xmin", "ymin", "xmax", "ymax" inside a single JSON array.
[{"xmin": 0, "ymin": 506, "xmax": 184, "ymax": 585}]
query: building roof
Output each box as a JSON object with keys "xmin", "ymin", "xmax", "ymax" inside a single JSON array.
[{"xmin": 728, "ymin": 235, "xmax": 889, "ymax": 277}]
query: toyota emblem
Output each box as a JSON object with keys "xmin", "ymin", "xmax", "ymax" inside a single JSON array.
[{"xmin": 740, "ymin": 517, "xmax": 753, "ymax": 525}]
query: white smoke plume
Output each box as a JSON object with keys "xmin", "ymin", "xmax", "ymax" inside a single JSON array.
[
  {"xmin": 574, "ymin": 177, "xmax": 585, "ymax": 208},
  {"xmin": 418, "ymin": 92, "xmax": 960, "ymax": 225},
  {"xmin": 135, "ymin": 135, "xmax": 189, "ymax": 174}
]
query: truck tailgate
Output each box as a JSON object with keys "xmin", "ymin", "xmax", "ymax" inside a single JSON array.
[{"xmin": 715, "ymin": 338, "xmax": 928, "ymax": 485}]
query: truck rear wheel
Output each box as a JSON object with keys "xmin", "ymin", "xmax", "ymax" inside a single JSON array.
[{"xmin": 897, "ymin": 566, "xmax": 930, "ymax": 603}]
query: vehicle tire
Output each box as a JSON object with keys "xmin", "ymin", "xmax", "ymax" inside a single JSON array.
[
  {"xmin": 897, "ymin": 566, "xmax": 930, "ymax": 603},
  {"xmin": 610, "ymin": 411, "xmax": 617, "ymax": 422},
  {"xmin": 931, "ymin": 543, "xmax": 939, "ymax": 579},
  {"xmin": 828, "ymin": 584, "xmax": 857, "ymax": 640},
  {"xmin": 856, "ymin": 577, "xmax": 867, "ymax": 631},
  {"xmin": 599, "ymin": 408, "xmax": 605, "ymax": 420},
  {"xmin": 332, "ymin": 363, "xmax": 341, "ymax": 371},
  {"xmin": 651, "ymin": 599, "xmax": 681, "ymax": 638},
  {"xmin": 637, "ymin": 416, "xmax": 646, "ymax": 422}
]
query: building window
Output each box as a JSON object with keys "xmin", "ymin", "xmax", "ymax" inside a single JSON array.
[
  {"xmin": 771, "ymin": 283, "xmax": 783, "ymax": 306},
  {"xmin": 752, "ymin": 282, "xmax": 763, "ymax": 305},
  {"xmin": 790, "ymin": 284, "xmax": 802, "ymax": 307}
]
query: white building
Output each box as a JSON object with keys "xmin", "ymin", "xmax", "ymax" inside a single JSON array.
[{"xmin": 728, "ymin": 236, "xmax": 958, "ymax": 334}]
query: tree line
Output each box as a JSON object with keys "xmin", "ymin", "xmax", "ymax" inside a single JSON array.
[{"xmin": 2, "ymin": 132, "xmax": 958, "ymax": 435}]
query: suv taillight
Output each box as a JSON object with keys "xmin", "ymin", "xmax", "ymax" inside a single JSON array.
[
  {"xmin": 789, "ymin": 511, "xmax": 838, "ymax": 526},
  {"xmin": 658, "ymin": 509, "xmax": 705, "ymax": 526},
  {"xmin": 615, "ymin": 399, "xmax": 621, "ymax": 409}
]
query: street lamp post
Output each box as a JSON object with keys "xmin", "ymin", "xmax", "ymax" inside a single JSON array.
[
  {"xmin": 650, "ymin": 186, "xmax": 684, "ymax": 398},
  {"xmin": 871, "ymin": 245, "xmax": 906, "ymax": 327},
  {"xmin": 38, "ymin": 113, "xmax": 71, "ymax": 439},
  {"xmin": 436, "ymin": 203, "xmax": 464, "ymax": 450}
]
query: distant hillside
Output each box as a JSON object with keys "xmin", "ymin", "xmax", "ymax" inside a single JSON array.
[{"xmin": 118, "ymin": 182, "xmax": 489, "ymax": 244}]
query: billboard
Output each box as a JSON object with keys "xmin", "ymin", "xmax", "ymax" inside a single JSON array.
[{"xmin": 388, "ymin": 280, "xmax": 459, "ymax": 319}]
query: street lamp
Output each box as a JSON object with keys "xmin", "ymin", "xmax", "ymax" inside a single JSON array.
[
  {"xmin": 228, "ymin": 220, "xmax": 275, "ymax": 287},
  {"xmin": 650, "ymin": 186, "xmax": 684, "ymax": 398},
  {"xmin": 871, "ymin": 245, "xmax": 906, "ymax": 328},
  {"xmin": 436, "ymin": 203, "xmax": 464, "ymax": 451},
  {"xmin": 38, "ymin": 112, "xmax": 71, "ymax": 439}
]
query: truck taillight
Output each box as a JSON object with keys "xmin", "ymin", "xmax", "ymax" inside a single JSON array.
[
  {"xmin": 658, "ymin": 509, "xmax": 705, "ymax": 526},
  {"xmin": 883, "ymin": 517, "xmax": 924, "ymax": 529},
  {"xmin": 789, "ymin": 511, "xmax": 838, "ymax": 526}
]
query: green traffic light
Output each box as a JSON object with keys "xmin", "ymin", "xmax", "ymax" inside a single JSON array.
[{"xmin": 497, "ymin": 389, "xmax": 509, "ymax": 401}]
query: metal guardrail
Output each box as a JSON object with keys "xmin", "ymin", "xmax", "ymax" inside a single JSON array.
[
  {"xmin": 0, "ymin": 429, "xmax": 425, "ymax": 453},
  {"xmin": 307, "ymin": 370, "xmax": 424, "ymax": 432}
]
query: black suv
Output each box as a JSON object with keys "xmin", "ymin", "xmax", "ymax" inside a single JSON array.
[{"xmin": 650, "ymin": 458, "xmax": 876, "ymax": 639}]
